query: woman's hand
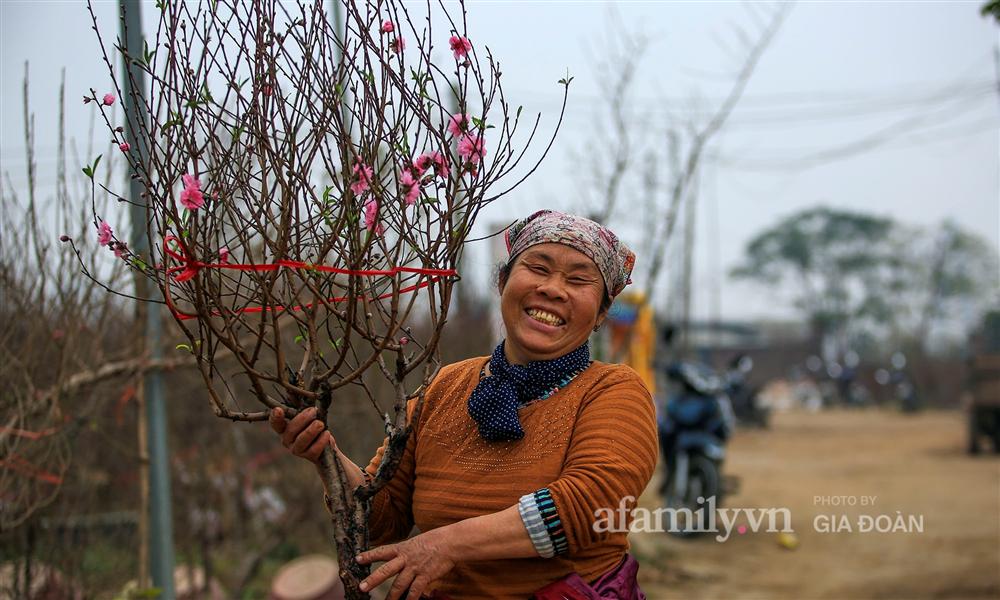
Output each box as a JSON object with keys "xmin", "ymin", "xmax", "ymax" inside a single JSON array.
[
  {"xmin": 269, "ymin": 406, "xmax": 334, "ymax": 464},
  {"xmin": 356, "ymin": 528, "xmax": 457, "ymax": 600}
]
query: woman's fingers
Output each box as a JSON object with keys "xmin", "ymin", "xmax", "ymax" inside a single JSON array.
[
  {"xmin": 302, "ymin": 431, "xmax": 332, "ymax": 462},
  {"xmin": 360, "ymin": 554, "xmax": 405, "ymax": 592},
  {"xmin": 385, "ymin": 567, "xmax": 416, "ymax": 600},
  {"xmin": 281, "ymin": 406, "xmax": 318, "ymax": 448},
  {"xmin": 290, "ymin": 420, "xmax": 325, "ymax": 455},
  {"xmin": 268, "ymin": 407, "xmax": 286, "ymax": 434}
]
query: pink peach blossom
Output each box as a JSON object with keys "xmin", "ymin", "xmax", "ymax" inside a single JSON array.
[
  {"xmin": 447, "ymin": 113, "xmax": 470, "ymax": 137},
  {"xmin": 180, "ymin": 173, "xmax": 205, "ymax": 210},
  {"xmin": 414, "ymin": 151, "xmax": 448, "ymax": 179},
  {"xmin": 449, "ymin": 36, "xmax": 472, "ymax": 59},
  {"xmin": 97, "ymin": 221, "xmax": 113, "ymax": 246},
  {"xmin": 363, "ymin": 197, "xmax": 384, "ymax": 235},
  {"xmin": 113, "ymin": 242, "xmax": 128, "ymax": 258},
  {"xmin": 391, "ymin": 36, "xmax": 405, "ymax": 54},
  {"xmin": 400, "ymin": 169, "xmax": 421, "ymax": 206},
  {"xmin": 351, "ymin": 161, "xmax": 374, "ymax": 195},
  {"xmin": 119, "ymin": 142, "xmax": 130, "ymax": 152},
  {"xmin": 102, "ymin": 93, "xmax": 116, "ymax": 106},
  {"xmin": 457, "ymin": 133, "xmax": 485, "ymax": 164},
  {"xmin": 381, "ymin": 20, "xmax": 394, "ymax": 33},
  {"xmin": 218, "ymin": 246, "xmax": 230, "ymax": 264}
]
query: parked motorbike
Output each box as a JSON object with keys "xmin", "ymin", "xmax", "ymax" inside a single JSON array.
[
  {"xmin": 875, "ymin": 352, "xmax": 921, "ymax": 413},
  {"xmin": 657, "ymin": 361, "xmax": 735, "ymax": 536},
  {"xmin": 724, "ymin": 355, "xmax": 770, "ymax": 428}
]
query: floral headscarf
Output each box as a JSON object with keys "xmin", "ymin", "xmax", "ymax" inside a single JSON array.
[{"xmin": 505, "ymin": 210, "xmax": 635, "ymax": 299}]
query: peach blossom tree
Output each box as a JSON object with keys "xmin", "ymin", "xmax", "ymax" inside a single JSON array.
[{"xmin": 80, "ymin": 0, "xmax": 569, "ymax": 595}]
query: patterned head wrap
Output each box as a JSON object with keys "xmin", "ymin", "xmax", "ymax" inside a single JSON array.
[{"xmin": 505, "ymin": 210, "xmax": 635, "ymax": 299}]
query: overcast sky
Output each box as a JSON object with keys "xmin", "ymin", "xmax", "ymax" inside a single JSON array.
[{"xmin": 2, "ymin": 1, "xmax": 997, "ymax": 324}]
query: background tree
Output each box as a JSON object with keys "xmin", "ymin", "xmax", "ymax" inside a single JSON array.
[
  {"xmin": 732, "ymin": 206, "xmax": 999, "ymax": 360},
  {"xmin": 732, "ymin": 206, "xmax": 896, "ymax": 354},
  {"xmin": 574, "ymin": 2, "xmax": 790, "ymax": 354}
]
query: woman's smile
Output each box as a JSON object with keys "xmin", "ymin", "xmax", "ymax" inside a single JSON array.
[{"xmin": 525, "ymin": 307, "xmax": 566, "ymax": 327}]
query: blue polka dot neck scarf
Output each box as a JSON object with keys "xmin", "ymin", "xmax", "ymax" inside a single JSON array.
[{"xmin": 467, "ymin": 341, "xmax": 591, "ymax": 442}]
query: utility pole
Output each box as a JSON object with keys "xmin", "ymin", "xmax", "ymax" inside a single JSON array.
[
  {"xmin": 120, "ymin": 1, "xmax": 176, "ymax": 597},
  {"xmin": 678, "ymin": 170, "xmax": 700, "ymax": 357}
]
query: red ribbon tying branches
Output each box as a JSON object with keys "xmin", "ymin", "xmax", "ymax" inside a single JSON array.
[
  {"xmin": 161, "ymin": 236, "xmax": 458, "ymax": 321},
  {"xmin": 0, "ymin": 452, "xmax": 63, "ymax": 485}
]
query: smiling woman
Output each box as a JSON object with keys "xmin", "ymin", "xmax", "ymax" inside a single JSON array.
[{"xmin": 271, "ymin": 210, "xmax": 656, "ymax": 600}]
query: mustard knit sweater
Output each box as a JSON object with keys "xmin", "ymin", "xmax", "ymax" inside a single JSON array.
[{"xmin": 363, "ymin": 356, "xmax": 658, "ymax": 599}]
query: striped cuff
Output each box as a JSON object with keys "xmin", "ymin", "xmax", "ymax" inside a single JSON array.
[
  {"xmin": 518, "ymin": 492, "xmax": 555, "ymax": 558},
  {"xmin": 529, "ymin": 487, "xmax": 569, "ymax": 556}
]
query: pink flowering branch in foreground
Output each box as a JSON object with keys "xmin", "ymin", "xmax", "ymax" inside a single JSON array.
[{"xmin": 82, "ymin": 0, "xmax": 571, "ymax": 596}]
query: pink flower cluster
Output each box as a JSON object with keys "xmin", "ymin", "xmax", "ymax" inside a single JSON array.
[
  {"xmin": 378, "ymin": 21, "xmax": 472, "ymax": 61},
  {"xmin": 96, "ymin": 220, "xmax": 127, "ymax": 257},
  {"xmin": 180, "ymin": 174, "xmax": 205, "ymax": 210},
  {"xmin": 398, "ymin": 151, "xmax": 449, "ymax": 207},
  {"xmin": 399, "ymin": 170, "xmax": 421, "ymax": 206},
  {"xmin": 448, "ymin": 113, "xmax": 486, "ymax": 167},
  {"xmin": 351, "ymin": 160, "xmax": 374, "ymax": 195},
  {"xmin": 363, "ymin": 197, "xmax": 384, "ymax": 235},
  {"xmin": 413, "ymin": 151, "xmax": 449, "ymax": 179},
  {"xmin": 380, "ymin": 20, "xmax": 405, "ymax": 54},
  {"xmin": 97, "ymin": 221, "xmax": 113, "ymax": 246}
]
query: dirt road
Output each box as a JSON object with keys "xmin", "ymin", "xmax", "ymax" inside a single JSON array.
[{"xmin": 632, "ymin": 408, "xmax": 1000, "ymax": 600}]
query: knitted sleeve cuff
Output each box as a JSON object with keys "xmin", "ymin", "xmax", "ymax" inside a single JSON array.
[
  {"xmin": 518, "ymin": 492, "xmax": 554, "ymax": 558},
  {"xmin": 519, "ymin": 487, "xmax": 568, "ymax": 557}
]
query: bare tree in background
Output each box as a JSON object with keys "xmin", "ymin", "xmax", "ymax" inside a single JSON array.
[
  {"xmin": 0, "ymin": 66, "xmax": 191, "ymax": 535},
  {"xmin": 82, "ymin": 1, "xmax": 568, "ymax": 596},
  {"xmin": 577, "ymin": 2, "xmax": 791, "ymax": 342}
]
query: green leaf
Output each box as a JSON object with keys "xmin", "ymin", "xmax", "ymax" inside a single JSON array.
[
  {"xmin": 322, "ymin": 185, "xmax": 335, "ymax": 205},
  {"xmin": 294, "ymin": 335, "xmax": 304, "ymax": 344},
  {"xmin": 82, "ymin": 166, "xmax": 93, "ymax": 179},
  {"xmin": 175, "ymin": 343, "xmax": 192, "ymax": 352},
  {"xmin": 141, "ymin": 40, "xmax": 156, "ymax": 67},
  {"xmin": 92, "ymin": 154, "xmax": 103, "ymax": 173},
  {"xmin": 516, "ymin": 105, "xmax": 523, "ymax": 120}
]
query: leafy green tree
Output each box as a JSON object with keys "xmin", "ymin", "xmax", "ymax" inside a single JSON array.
[
  {"xmin": 731, "ymin": 206, "xmax": 896, "ymax": 350},
  {"xmin": 732, "ymin": 207, "xmax": 998, "ymax": 356}
]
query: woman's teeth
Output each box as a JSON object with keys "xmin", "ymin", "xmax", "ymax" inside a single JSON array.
[{"xmin": 527, "ymin": 308, "xmax": 564, "ymax": 326}]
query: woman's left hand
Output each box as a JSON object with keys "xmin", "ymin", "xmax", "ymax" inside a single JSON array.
[{"xmin": 356, "ymin": 529, "xmax": 457, "ymax": 600}]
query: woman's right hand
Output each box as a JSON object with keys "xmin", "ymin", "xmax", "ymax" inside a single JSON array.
[{"xmin": 269, "ymin": 406, "xmax": 335, "ymax": 464}]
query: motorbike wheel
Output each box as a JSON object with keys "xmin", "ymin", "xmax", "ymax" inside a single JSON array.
[{"xmin": 665, "ymin": 454, "xmax": 722, "ymax": 538}]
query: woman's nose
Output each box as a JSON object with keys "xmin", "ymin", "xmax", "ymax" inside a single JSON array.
[{"xmin": 536, "ymin": 275, "xmax": 567, "ymax": 299}]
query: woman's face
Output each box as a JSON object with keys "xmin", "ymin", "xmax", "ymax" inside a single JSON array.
[{"xmin": 499, "ymin": 243, "xmax": 607, "ymax": 365}]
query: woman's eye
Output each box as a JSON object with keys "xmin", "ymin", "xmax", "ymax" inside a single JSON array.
[
  {"xmin": 569, "ymin": 278, "xmax": 591, "ymax": 285},
  {"xmin": 528, "ymin": 264, "xmax": 547, "ymax": 274}
]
